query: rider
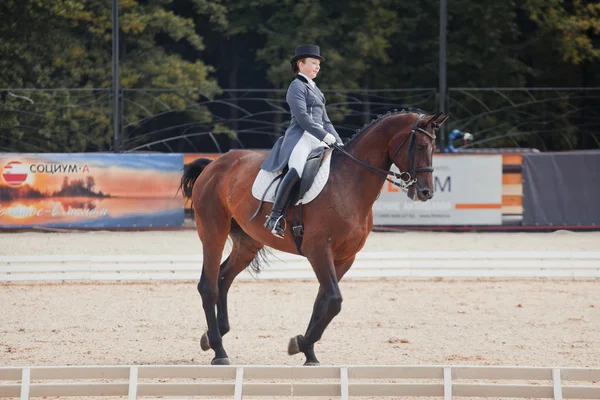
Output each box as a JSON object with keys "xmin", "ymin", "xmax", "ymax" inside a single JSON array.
[{"xmin": 260, "ymin": 44, "xmax": 343, "ymax": 239}]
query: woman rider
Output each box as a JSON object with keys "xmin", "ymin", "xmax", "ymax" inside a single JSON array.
[{"xmin": 260, "ymin": 44, "xmax": 342, "ymax": 238}]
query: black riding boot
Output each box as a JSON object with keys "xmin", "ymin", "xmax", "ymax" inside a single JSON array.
[{"xmin": 264, "ymin": 168, "xmax": 300, "ymax": 238}]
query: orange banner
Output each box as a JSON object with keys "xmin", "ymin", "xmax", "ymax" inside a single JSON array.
[{"xmin": 0, "ymin": 154, "xmax": 184, "ymax": 229}]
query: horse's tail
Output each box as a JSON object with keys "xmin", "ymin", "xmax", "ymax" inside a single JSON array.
[{"xmin": 178, "ymin": 158, "xmax": 213, "ymax": 201}]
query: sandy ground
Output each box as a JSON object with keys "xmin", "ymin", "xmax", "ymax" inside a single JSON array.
[
  {"xmin": 1, "ymin": 277, "xmax": 599, "ymax": 368},
  {"xmin": 1, "ymin": 230, "xmax": 599, "ymax": 399}
]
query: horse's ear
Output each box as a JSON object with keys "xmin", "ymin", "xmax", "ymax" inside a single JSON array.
[
  {"xmin": 429, "ymin": 112, "xmax": 442, "ymax": 122},
  {"xmin": 435, "ymin": 113, "xmax": 451, "ymax": 126},
  {"xmin": 423, "ymin": 113, "xmax": 441, "ymax": 127}
]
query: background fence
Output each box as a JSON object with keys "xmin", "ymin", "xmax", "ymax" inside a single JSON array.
[
  {"xmin": 2, "ymin": 88, "xmax": 599, "ymax": 154},
  {"xmin": 2, "ymin": 364, "xmax": 600, "ymax": 400}
]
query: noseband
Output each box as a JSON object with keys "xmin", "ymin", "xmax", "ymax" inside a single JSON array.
[{"xmin": 333, "ymin": 114, "xmax": 436, "ymax": 189}]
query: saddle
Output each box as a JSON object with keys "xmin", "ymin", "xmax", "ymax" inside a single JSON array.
[{"xmin": 250, "ymin": 147, "xmax": 330, "ymax": 255}]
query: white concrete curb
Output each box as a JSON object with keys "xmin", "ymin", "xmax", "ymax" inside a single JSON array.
[{"xmin": 1, "ymin": 252, "xmax": 599, "ymax": 281}]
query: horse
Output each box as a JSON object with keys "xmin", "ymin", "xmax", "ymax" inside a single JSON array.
[{"xmin": 178, "ymin": 109, "xmax": 450, "ymax": 366}]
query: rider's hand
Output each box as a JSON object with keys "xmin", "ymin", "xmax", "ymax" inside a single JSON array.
[{"xmin": 323, "ymin": 133, "xmax": 337, "ymax": 146}]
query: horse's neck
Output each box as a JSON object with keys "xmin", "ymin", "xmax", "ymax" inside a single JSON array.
[{"xmin": 335, "ymin": 121, "xmax": 395, "ymax": 215}]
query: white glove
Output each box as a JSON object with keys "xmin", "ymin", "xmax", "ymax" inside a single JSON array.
[
  {"xmin": 463, "ymin": 132, "xmax": 473, "ymax": 141},
  {"xmin": 323, "ymin": 133, "xmax": 337, "ymax": 146}
]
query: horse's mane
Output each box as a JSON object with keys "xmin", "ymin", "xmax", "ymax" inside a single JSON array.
[{"xmin": 343, "ymin": 107, "xmax": 425, "ymax": 149}]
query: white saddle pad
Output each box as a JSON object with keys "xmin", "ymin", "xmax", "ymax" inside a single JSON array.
[{"xmin": 251, "ymin": 149, "xmax": 333, "ymax": 205}]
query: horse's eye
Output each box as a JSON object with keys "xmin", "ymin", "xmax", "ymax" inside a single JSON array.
[{"xmin": 416, "ymin": 144, "xmax": 427, "ymax": 151}]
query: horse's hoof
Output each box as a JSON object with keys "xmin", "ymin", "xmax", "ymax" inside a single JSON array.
[
  {"xmin": 211, "ymin": 357, "xmax": 230, "ymax": 365},
  {"xmin": 304, "ymin": 361, "xmax": 320, "ymax": 366},
  {"xmin": 200, "ymin": 332, "xmax": 210, "ymax": 351},
  {"xmin": 287, "ymin": 335, "xmax": 301, "ymax": 355}
]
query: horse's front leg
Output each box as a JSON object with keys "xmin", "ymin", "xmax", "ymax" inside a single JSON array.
[
  {"xmin": 289, "ymin": 286, "xmax": 327, "ymax": 365},
  {"xmin": 288, "ymin": 254, "xmax": 354, "ymax": 365}
]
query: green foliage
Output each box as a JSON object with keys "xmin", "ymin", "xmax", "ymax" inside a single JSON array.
[
  {"xmin": 0, "ymin": 0, "xmax": 598, "ymax": 151},
  {"xmin": 523, "ymin": 0, "xmax": 600, "ymax": 64},
  {"xmin": 0, "ymin": 0, "xmax": 218, "ymax": 152}
]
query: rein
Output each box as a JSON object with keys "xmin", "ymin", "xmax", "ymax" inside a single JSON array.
[{"xmin": 332, "ymin": 114, "xmax": 436, "ymax": 189}]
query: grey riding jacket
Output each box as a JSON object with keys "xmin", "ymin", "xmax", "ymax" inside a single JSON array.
[{"xmin": 260, "ymin": 75, "xmax": 342, "ymax": 172}]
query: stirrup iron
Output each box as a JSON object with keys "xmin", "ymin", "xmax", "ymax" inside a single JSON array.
[{"xmin": 269, "ymin": 215, "xmax": 286, "ymax": 238}]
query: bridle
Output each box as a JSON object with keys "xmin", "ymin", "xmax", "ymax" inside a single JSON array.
[{"xmin": 332, "ymin": 113, "xmax": 437, "ymax": 189}]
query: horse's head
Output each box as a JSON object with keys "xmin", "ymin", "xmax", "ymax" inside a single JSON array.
[{"xmin": 389, "ymin": 112, "xmax": 450, "ymax": 201}]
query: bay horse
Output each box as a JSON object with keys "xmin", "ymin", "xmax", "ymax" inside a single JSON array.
[{"xmin": 178, "ymin": 109, "xmax": 450, "ymax": 366}]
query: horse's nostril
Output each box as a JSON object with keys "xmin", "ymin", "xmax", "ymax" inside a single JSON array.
[{"xmin": 420, "ymin": 188, "xmax": 431, "ymax": 198}]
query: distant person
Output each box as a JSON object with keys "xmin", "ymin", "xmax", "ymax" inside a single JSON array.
[
  {"xmin": 444, "ymin": 129, "xmax": 473, "ymax": 153},
  {"xmin": 260, "ymin": 44, "xmax": 342, "ymax": 239}
]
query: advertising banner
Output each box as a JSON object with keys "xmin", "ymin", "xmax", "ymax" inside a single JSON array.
[
  {"xmin": 372, "ymin": 155, "xmax": 503, "ymax": 225},
  {"xmin": 522, "ymin": 151, "xmax": 600, "ymax": 227},
  {"xmin": 0, "ymin": 153, "xmax": 184, "ymax": 229}
]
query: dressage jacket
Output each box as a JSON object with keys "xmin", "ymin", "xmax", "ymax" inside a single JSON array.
[{"xmin": 260, "ymin": 75, "xmax": 342, "ymax": 172}]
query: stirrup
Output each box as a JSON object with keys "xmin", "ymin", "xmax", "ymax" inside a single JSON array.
[{"xmin": 265, "ymin": 214, "xmax": 286, "ymax": 238}]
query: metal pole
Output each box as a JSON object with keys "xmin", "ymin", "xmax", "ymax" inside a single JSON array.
[
  {"xmin": 112, "ymin": 0, "xmax": 120, "ymax": 152},
  {"xmin": 439, "ymin": 0, "xmax": 447, "ymax": 150}
]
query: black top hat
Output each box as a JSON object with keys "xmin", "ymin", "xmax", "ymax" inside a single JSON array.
[{"xmin": 290, "ymin": 44, "xmax": 325, "ymax": 64}]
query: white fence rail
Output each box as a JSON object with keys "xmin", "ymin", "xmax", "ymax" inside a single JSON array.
[
  {"xmin": 1, "ymin": 364, "xmax": 599, "ymax": 399},
  {"xmin": 1, "ymin": 252, "xmax": 600, "ymax": 282}
]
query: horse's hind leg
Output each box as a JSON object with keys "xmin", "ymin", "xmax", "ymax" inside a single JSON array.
[
  {"xmin": 199, "ymin": 255, "xmax": 230, "ymax": 352},
  {"xmin": 200, "ymin": 225, "xmax": 264, "ymax": 351},
  {"xmin": 217, "ymin": 229, "xmax": 264, "ymax": 337},
  {"xmin": 195, "ymin": 208, "xmax": 231, "ymax": 365}
]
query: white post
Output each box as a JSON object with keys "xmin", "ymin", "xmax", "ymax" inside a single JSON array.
[
  {"xmin": 340, "ymin": 367, "xmax": 349, "ymax": 400},
  {"xmin": 128, "ymin": 366, "xmax": 138, "ymax": 400},
  {"xmin": 20, "ymin": 368, "xmax": 30, "ymax": 400},
  {"xmin": 443, "ymin": 367, "xmax": 452, "ymax": 400},
  {"xmin": 552, "ymin": 368, "xmax": 563, "ymax": 400},
  {"xmin": 234, "ymin": 367, "xmax": 244, "ymax": 400}
]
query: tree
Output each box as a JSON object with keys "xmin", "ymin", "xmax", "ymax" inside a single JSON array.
[
  {"xmin": 174, "ymin": 0, "xmax": 279, "ymax": 146},
  {"xmin": 2, "ymin": 0, "xmax": 598, "ymax": 152},
  {"xmin": 522, "ymin": 0, "xmax": 600, "ymax": 66},
  {"xmin": 466, "ymin": 0, "xmax": 600, "ymax": 150},
  {"xmin": 0, "ymin": 0, "xmax": 219, "ymax": 152}
]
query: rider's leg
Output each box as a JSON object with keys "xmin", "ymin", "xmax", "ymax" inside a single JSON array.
[
  {"xmin": 287, "ymin": 133, "xmax": 315, "ymax": 178},
  {"xmin": 264, "ymin": 167, "xmax": 300, "ymax": 238},
  {"xmin": 265, "ymin": 132, "xmax": 320, "ymax": 238}
]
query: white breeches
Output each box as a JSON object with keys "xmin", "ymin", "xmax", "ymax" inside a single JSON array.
[{"xmin": 288, "ymin": 131, "xmax": 325, "ymax": 177}]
